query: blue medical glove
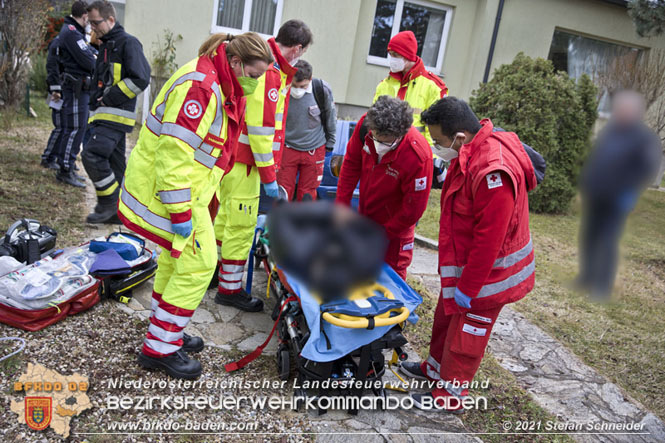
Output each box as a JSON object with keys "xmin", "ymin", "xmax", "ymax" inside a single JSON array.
[
  {"xmin": 172, "ymin": 220, "xmax": 192, "ymax": 238},
  {"xmin": 263, "ymin": 181, "xmax": 279, "ymax": 198},
  {"xmin": 454, "ymin": 287, "xmax": 472, "ymax": 309}
]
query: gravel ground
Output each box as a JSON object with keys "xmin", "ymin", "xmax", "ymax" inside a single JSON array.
[{"xmin": 0, "ymin": 301, "xmax": 316, "ymax": 442}]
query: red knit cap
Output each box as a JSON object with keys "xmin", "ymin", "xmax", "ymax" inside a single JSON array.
[{"xmin": 387, "ymin": 31, "xmax": 418, "ymax": 61}]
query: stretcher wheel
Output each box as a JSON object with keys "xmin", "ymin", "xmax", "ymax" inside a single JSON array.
[
  {"xmin": 277, "ymin": 345, "xmax": 290, "ymax": 381},
  {"xmin": 373, "ymin": 386, "xmax": 387, "ymax": 410}
]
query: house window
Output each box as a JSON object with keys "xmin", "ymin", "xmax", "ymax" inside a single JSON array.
[
  {"xmin": 548, "ymin": 29, "xmax": 641, "ymax": 113},
  {"xmin": 367, "ymin": 0, "xmax": 453, "ymax": 74},
  {"xmin": 211, "ymin": 0, "xmax": 283, "ymax": 37}
]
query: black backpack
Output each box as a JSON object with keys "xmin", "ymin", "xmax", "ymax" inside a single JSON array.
[{"xmin": 312, "ymin": 78, "xmax": 331, "ymax": 137}]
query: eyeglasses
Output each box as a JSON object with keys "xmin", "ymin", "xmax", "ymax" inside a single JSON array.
[
  {"xmin": 372, "ymin": 136, "xmax": 400, "ymax": 148},
  {"xmin": 89, "ymin": 18, "xmax": 106, "ymax": 26}
]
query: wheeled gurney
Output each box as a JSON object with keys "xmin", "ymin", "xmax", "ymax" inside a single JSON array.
[{"xmin": 248, "ymin": 213, "xmax": 423, "ymax": 414}]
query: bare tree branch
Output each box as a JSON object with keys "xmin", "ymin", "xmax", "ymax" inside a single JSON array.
[{"xmin": 0, "ymin": 0, "xmax": 49, "ymax": 108}]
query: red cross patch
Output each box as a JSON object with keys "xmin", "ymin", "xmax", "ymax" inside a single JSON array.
[
  {"xmin": 486, "ymin": 172, "xmax": 502, "ymax": 189},
  {"xmin": 415, "ymin": 176, "xmax": 427, "ymax": 191},
  {"xmin": 183, "ymin": 100, "xmax": 203, "ymax": 119},
  {"xmin": 268, "ymin": 88, "xmax": 278, "ymax": 102}
]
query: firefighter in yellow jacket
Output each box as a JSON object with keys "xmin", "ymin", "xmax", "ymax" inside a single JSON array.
[
  {"xmin": 118, "ymin": 33, "xmax": 273, "ymax": 379},
  {"xmin": 374, "ymin": 30, "xmax": 448, "ymax": 187},
  {"xmin": 213, "ymin": 20, "xmax": 312, "ymax": 312}
]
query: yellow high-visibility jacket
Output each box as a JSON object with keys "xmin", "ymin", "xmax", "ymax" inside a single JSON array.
[
  {"xmin": 234, "ymin": 37, "xmax": 297, "ymax": 178},
  {"xmin": 119, "ymin": 43, "xmax": 245, "ymax": 258},
  {"xmin": 373, "ymin": 57, "xmax": 448, "ymax": 146}
]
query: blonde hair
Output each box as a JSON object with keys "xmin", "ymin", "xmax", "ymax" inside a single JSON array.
[{"xmin": 199, "ymin": 32, "xmax": 273, "ymax": 65}]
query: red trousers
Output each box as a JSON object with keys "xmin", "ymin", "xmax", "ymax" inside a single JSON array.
[
  {"xmin": 277, "ymin": 145, "xmax": 326, "ymax": 201},
  {"xmin": 384, "ymin": 234, "xmax": 415, "ymax": 280},
  {"xmin": 422, "ymin": 296, "xmax": 504, "ymax": 398}
]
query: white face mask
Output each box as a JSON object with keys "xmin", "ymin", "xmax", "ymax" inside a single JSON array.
[
  {"xmin": 372, "ymin": 136, "xmax": 401, "ymax": 160},
  {"xmin": 388, "ymin": 54, "xmax": 406, "ymax": 73},
  {"xmin": 290, "ymin": 87, "xmax": 306, "ymax": 99},
  {"xmin": 433, "ymin": 137, "xmax": 460, "ymax": 162},
  {"xmin": 375, "ymin": 142, "xmax": 393, "ymax": 156}
]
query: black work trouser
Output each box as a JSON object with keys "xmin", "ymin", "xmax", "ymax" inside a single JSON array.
[
  {"xmin": 42, "ymin": 106, "xmax": 64, "ymax": 163},
  {"xmin": 82, "ymin": 124, "xmax": 126, "ymax": 207},
  {"xmin": 579, "ymin": 198, "xmax": 628, "ymax": 296},
  {"xmin": 55, "ymin": 85, "xmax": 89, "ymax": 172}
]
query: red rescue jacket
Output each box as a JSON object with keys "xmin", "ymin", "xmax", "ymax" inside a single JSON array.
[
  {"xmin": 336, "ymin": 114, "xmax": 433, "ymax": 239},
  {"xmin": 439, "ymin": 119, "xmax": 537, "ymax": 314}
]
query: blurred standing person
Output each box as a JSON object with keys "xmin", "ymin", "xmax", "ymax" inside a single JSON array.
[
  {"xmin": 279, "ymin": 60, "xmax": 337, "ymax": 201},
  {"xmin": 577, "ymin": 90, "xmax": 662, "ymax": 299},
  {"xmin": 83, "ymin": 0, "xmax": 150, "ymax": 224},
  {"xmin": 336, "ymin": 96, "xmax": 432, "ymax": 279},
  {"xmin": 41, "ymin": 35, "xmax": 64, "ymax": 171},
  {"xmin": 118, "ymin": 32, "xmax": 273, "ymax": 379},
  {"xmin": 52, "ymin": 1, "xmax": 96, "ymax": 188},
  {"xmin": 213, "ymin": 20, "xmax": 312, "ymax": 313}
]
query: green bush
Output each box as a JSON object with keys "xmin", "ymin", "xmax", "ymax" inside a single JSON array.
[
  {"xmin": 469, "ymin": 53, "xmax": 598, "ymax": 214},
  {"xmin": 29, "ymin": 51, "xmax": 48, "ymax": 93}
]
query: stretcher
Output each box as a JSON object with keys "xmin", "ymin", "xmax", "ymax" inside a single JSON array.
[{"xmin": 238, "ymin": 213, "xmax": 423, "ymax": 414}]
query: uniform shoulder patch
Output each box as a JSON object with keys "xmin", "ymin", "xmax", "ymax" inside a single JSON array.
[
  {"xmin": 68, "ymin": 25, "xmax": 75, "ymax": 30},
  {"xmin": 268, "ymin": 88, "xmax": 278, "ymax": 102},
  {"xmin": 183, "ymin": 100, "xmax": 203, "ymax": 119},
  {"xmin": 486, "ymin": 172, "xmax": 503, "ymax": 189},
  {"xmin": 415, "ymin": 176, "xmax": 427, "ymax": 191}
]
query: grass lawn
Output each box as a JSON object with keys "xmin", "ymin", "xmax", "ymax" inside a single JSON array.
[
  {"xmin": 0, "ymin": 93, "xmax": 88, "ymax": 246},
  {"xmin": 416, "ymin": 188, "xmax": 665, "ymax": 421}
]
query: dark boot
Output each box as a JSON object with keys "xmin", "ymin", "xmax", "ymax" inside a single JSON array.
[
  {"xmin": 137, "ymin": 349, "xmax": 202, "ymax": 379},
  {"xmin": 41, "ymin": 159, "xmax": 60, "ymax": 170},
  {"xmin": 86, "ymin": 203, "xmax": 121, "ymax": 224},
  {"xmin": 215, "ymin": 289, "xmax": 263, "ymax": 312},
  {"xmin": 399, "ymin": 361, "xmax": 429, "ymax": 380},
  {"xmin": 182, "ymin": 333, "xmax": 204, "ymax": 353},
  {"xmin": 56, "ymin": 169, "xmax": 85, "ymax": 188},
  {"xmin": 73, "ymin": 170, "xmax": 87, "ymax": 182}
]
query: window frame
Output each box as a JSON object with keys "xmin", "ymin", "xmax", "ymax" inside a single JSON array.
[
  {"xmin": 210, "ymin": 0, "xmax": 284, "ymax": 38},
  {"xmin": 108, "ymin": 0, "xmax": 125, "ymax": 25},
  {"xmin": 547, "ymin": 27, "xmax": 644, "ymax": 118},
  {"xmin": 366, "ymin": 0, "xmax": 453, "ymax": 74}
]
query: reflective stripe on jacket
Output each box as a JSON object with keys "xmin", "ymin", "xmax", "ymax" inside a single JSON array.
[
  {"xmin": 373, "ymin": 57, "xmax": 447, "ymax": 146},
  {"xmin": 88, "ymin": 24, "xmax": 150, "ymax": 132},
  {"xmin": 118, "ymin": 44, "xmax": 245, "ymax": 257},
  {"xmin": 235, "ymin": 37, "xmax": 297, "ymax": 177},
  {"xmin": 438, "ymin": 119, "xmax": 538, "ymax": 314}
]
